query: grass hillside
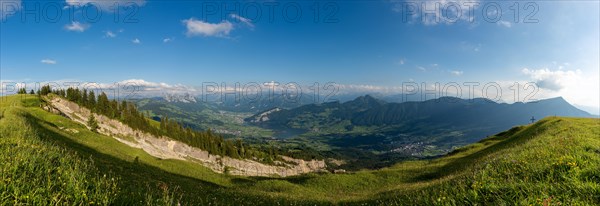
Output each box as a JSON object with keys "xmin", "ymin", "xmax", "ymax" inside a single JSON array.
[
  {"xmin": 1, "ymin": 95, "xmax": 310, "ymax": 205},
  {"xmin": 1, "ymin": 94, "xmax": 599, "ymax": 205}
]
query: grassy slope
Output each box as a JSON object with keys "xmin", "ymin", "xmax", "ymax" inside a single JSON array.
[
  {"xmin": 2, "ymin": 94, "xmax": 599, "ymax": 205},
  {"xmin": 0, "ymin": 95, "xmax": 119, "ymax": 205},
  {"xmin": 358, "ymin": 117, "xmax": 600, "ymax": 205},
  {"xmin": 1, "ymin": 95, "xmax": 320, "ymax": 205}
]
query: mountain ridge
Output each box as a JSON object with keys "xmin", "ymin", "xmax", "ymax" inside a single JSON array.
[{"xmin": 244, "ymin": 95, "xmax": 594, "ymax": 165}]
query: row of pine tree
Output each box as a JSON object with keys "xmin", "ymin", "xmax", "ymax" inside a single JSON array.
[{"xmin": 37, "ymin": 85, "xmax": 280, "ymax": 163}]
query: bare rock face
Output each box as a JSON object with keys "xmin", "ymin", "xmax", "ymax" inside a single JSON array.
[
  {"xmin": 48, "ymin": 97, "xmax": 327, "ymax": 177},
  {"xmin": 42, "ymin": 105, "xmax": 61, "ymax": 115}
]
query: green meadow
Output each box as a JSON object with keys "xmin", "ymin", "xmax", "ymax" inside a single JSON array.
[{"xmin": 1, "ymin": 94, "xmax": 599, "ymax": 205}]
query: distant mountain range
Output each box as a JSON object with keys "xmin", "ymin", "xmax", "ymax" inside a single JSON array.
[
  {"xmin": 249, "ymin": 95, "xmax": 593, "ymax": 124},
  {"xmin": 134, "ymin": 94, "xmax": 596, "ymax": 169},
  {"xmin": 147, "ymin": 94, "xmax": 594, "ymax": 142},
  {"xmin": 246, "ymin": 95, "xmax": 594, "ymax": 150},
  {"xmin": 156, "ymin": 93, "xmax": 320, "ymax": 113}
]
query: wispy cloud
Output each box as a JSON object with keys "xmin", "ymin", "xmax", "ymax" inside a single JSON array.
[
  {"xmin": 450, "ymin": 70, "xmax": 463, "ymax": 76},
  {"xmin": 497, "ymin": 20, "xmax": 512, "ymax": 28},
  {"xmin": 230, "ymin": 14, "xmax": 255, "ymax": 29},
  {"xmin": 41, "ymin": 59, "xmax": 57, "ymax": 65},
  {"xmin": 163, "ymin": 37, "xmax": 173, "ymax": 43},
  {"xmin": 182, "ymin": 18, "xmax": 234, "ymax": 37},
  {"xmin": 64, "ymin": 21, "xmax": 90, "ymax": 32},
  {"xmin": 460, "ymin": 41, "xmax": 481, "ymax": 52},
  {"xmin": 397, "ymin": 58, "xmax": 405, "ymax": 65},
  {"xmin": 132, "ymin": 38, "xmax": 141, "ymax": 44},
  {"xmin": 104, "ymin": 30, "xmax": 116, "ymax": 38}
]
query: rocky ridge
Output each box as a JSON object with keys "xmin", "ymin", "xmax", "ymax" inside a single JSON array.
[{"xmin": 47, "ymin": 97, "xmax": 326, "ymax": 177}]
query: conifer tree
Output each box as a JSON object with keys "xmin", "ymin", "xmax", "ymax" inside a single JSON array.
[
  {"xmin": 160, "ymin": 116, "xmax": 166, "ymax": 130},
  {"xmin": 88, "ymin": 91, "xmax": 96, "ymax": 108},
  {"xmin": 88, "ymin": 114, "xmax": 99, "ymax": 133},
  {"xmin": 82, "ymin": 90, "xmax": 88, "ymax": 107},
  {"xmin": 97, "ymin": 92, "xmax": 109, "ymax": 115}
]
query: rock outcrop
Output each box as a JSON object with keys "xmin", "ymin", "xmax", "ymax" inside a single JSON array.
[{"xmin": 48, "ymin": 97, "xmax": 326, "ymax": 177}]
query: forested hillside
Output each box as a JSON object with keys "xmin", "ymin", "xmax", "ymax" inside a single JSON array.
[{"xmin": 39, "ymin": 86, "xmax": 281, "ymax": 162}]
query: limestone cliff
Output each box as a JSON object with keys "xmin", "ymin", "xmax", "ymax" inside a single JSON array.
[{"xmin": 47, "ymin": 97, "xmax": 327, "ymax": 177}]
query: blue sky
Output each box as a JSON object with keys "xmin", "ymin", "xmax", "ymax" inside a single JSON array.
[{"xmin": 1, "ymin": 0, "xmax": 599, "ymax": 113}]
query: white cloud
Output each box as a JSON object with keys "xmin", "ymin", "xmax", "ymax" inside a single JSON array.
[
  {"xmin": 497, "ymin": 20, "xmax": 512, "ymax": 28},
  {"xmin": 103, "ymin": 79, "xmax": 198, "ymax": 96},
  {"xmin": 65, "ymin": 0, "xmax": 146, "ymax": 11},
  {"xmin": 64, "ymin": 21, "xmax": 90, "ymax": 32},
  {"xmin": 229, "ymin": 14, "xmax": 255, "ymax": 28},
  {"xmin": 337, "ymin": 84, "xmax": 403, "ymax": 94},
  {"xmin": 41, "ymin": 59, "xmax": 57, "ymax": 65},
  {"xmin": 182, "ymin": 18, "xmax": 234, "ymax": 37},
  {"xmin": 115, "ymin": 79, "xmax": 173, "ymax": 90},
  {"xmin": 263, "ymin": 81, "xmax": 280, "ymax": 87},
  {"xmin": 450, "ymin": 70, "xmax": 463, "ymax": 76},
  {"xmin": 0, "ymin": 0, "xmax": 21, "ymax": 20},
  {"xmin": 417, "ymin": 66, "xmax": 426, "ymax": 71},
  {"xmin": 104, "ymin": 31, "xmax": 116, "ymax": 38},
  {"xmin": 520, "ymin": 67, "xmax": 599, "ymax": 112},
  {"xmin": 163, "ymin": 38, "xmax": 173, "ymax": 43},
  {"xmin": 521, "ymin": 68, "xmax": 581, "ymax": 91},
  {"xmin": 132, "ymin": 38, "xmax": 141, "ymax": 44}
]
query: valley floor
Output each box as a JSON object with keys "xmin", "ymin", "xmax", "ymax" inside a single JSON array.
[{"xmin": 1, "ymin": 94, "xmax": 599, "ymax": 205}]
